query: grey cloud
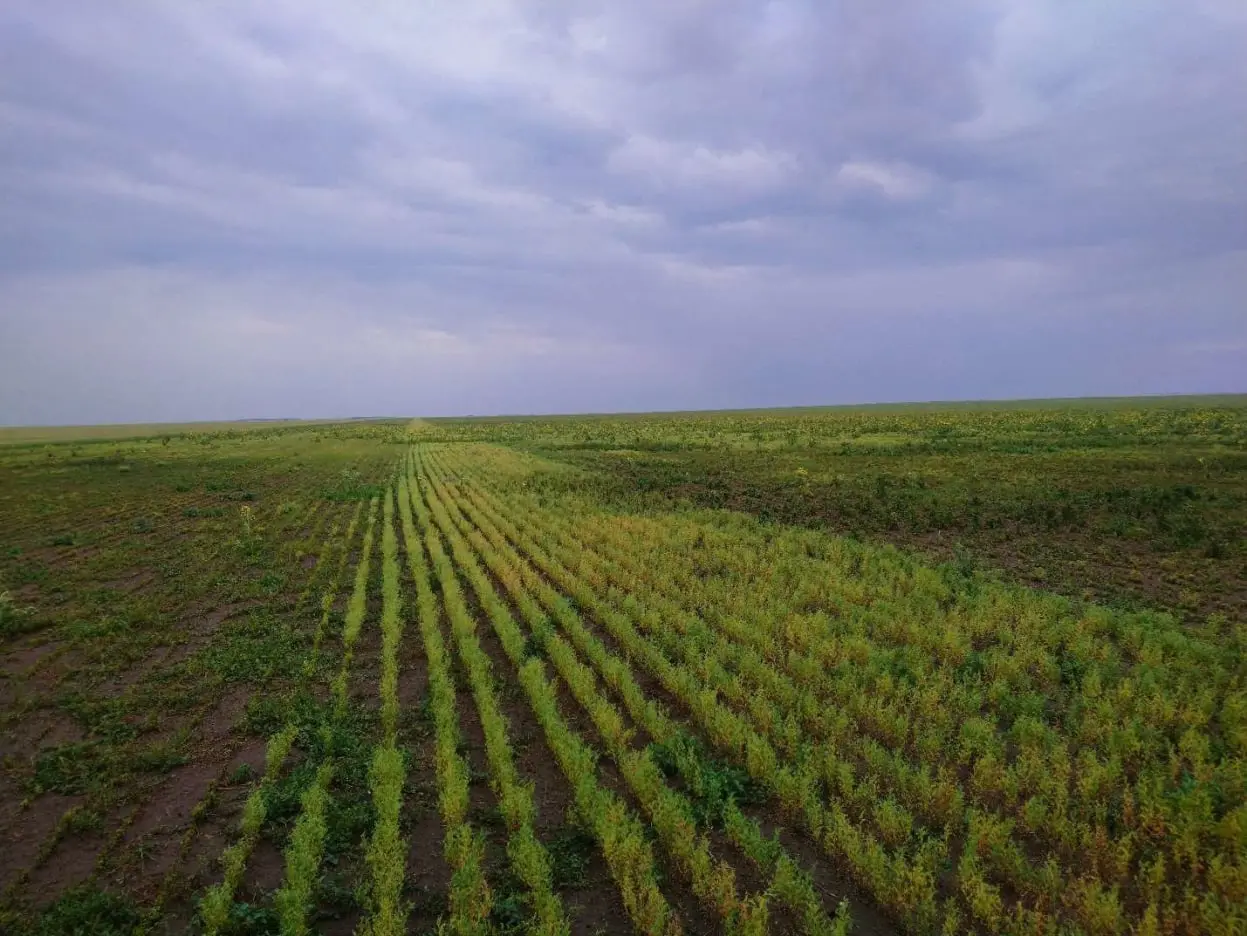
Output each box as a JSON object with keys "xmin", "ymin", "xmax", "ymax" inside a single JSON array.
[{"xmin": 1, "ymin": 0, "xmax": 1244, "ymax": 423}]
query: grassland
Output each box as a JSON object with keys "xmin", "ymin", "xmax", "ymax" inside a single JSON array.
[{"xmin": 0, "ymin": 400, "xmax": 1243, "ymax": 936}]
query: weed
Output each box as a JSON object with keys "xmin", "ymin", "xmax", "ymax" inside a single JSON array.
[
  {"xmin": 229, "ymin": 762, "xmax": 258, "ymax": 785},
  {"xmin": 59, "ymin": 805, "xmax": 103, "ymax": 836},
  {"xmin": 547, "ymin": 822, "xmax": 595, "ymax": 889},
  {"xmin": 0, "ymin": 589, "xmax": 35, "ymax": 636},
  {"xmin": 30, "ymin": 742, "xmax": 109, "ymax": 796},
  {"xmin": 323, "ymin": 468, "xmax": 385, "ymax": 503},
  {"xmin": 218, "ymin": 901, "xmax": 280, "ymax": 935},
  {"xmin": 30, "ymin": 886, "xmax": 141, "ymax": 936},
  {"xmin": 132, "ymin": 739, "xmax": 188, "ymax": 774}
]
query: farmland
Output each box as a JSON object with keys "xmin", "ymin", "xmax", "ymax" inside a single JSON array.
[{"xmin": 0, "ymin": 400, "xmax": 1244, "ymax": 936}]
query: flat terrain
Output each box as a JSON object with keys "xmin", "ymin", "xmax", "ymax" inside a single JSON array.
[{"xmin": 1, "ymin": 402, "xmax": 1244, "ymax": 936}]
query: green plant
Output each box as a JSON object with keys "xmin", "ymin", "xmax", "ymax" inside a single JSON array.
[
  {"xmin": 229, "ymin": 762, "xmax": 258, "ymax": 785},
  {"xmin": 32, "ymin": 886, "xmax": 141, "ymax": 936},
  {"xmin": 1, "ymin": 589, "xmax": 34, "ymax": 636}
]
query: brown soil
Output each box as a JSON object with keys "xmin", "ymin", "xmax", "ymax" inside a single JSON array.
[
  {"xmin": 24, "ymin": 828, "xmax": 107, "ymax": 901},
  {"xmin": 125, "ymin": 761, "xmax": 220, "ymax": 843},
  {"xmin": 0, "ymin": 794, "xmax": 83, "ymax": 893},
  {"xmin": 241, "ymin": 837, "xmax": 285, "ymax": 896},
  {"xmin": 1, "ymin": 641, "xmax": 60, "ymax": 677}
]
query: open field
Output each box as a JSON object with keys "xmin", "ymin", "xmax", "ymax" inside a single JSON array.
[{"xmin": 1, "ymin": 403, "xmax": 1244, "ymax": 936}]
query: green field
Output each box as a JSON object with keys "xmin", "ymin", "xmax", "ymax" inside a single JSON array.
[{"xmin": 1, "ymin": 400, "xmax": 1244, "ymax": 935}]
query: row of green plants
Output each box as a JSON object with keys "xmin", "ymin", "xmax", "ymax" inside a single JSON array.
[
  {"xmin": 274, "ymin": 496, "xmax": 380, "ymax": 936},
  {"xmin": 199, "ymin": 725, "xmax": 300, "ymax": 934},
  {"xmin": 435, "ymin": 447, "xmax": 958, "ymax": 930},
  {"xmin": 409, "ymin": 468, "xmax": 571, "ymax": 936},
  {"xmin": 300, "ymin": 502, "xmax": 364, "ymax": 678},
  {"xmin": 423, "ymin": 448, "xmax": 854, "ymax": 936},
  {"xmin": 441, "ymin": 443, "xmax": 1245, "ymax": 935},
  {"xmin": 357, "ymin": 487, "xmax": 407, "ymax": 936},
  {"xmin": 417, "ymin": 450, "xmax": 769, "ymax": 936},
  {"xmin": 395, "ymin": 465, "xmax": 493, "ymax": 936},
  {"xmin": 404, "ymin": 450, "xmax": 679, "ymax": 936}
]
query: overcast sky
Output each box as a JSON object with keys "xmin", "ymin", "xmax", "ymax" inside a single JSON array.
[{"xmin": 1, "ymin": 2, "xmax": 1244, "ymax": 424}]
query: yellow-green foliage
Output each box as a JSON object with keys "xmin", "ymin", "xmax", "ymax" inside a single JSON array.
[
  {"xmin": 420, "ymin": 474, "xmax": 570, "ymax": 936},
  {"xmin": 427, "ymin": 440, "xmax": 1247, "ymax": 936},
  {"xmin": 358, "ymin": 487, "xmax": 409, "ymax": 936},
  {"xmin": 340, "ymin": 497, "xmax": 379, "ymax": 659},
  {"xmin": 200, "ymin": 725, "xmax": 298, "ymax": 936},
  {"xmin": 411, "ymin": 451, "xmax": 677, "ymax": 936},
  {"xmin": 274, "ymin": 763, "xmax": 333, "ymax": 936},
  {"xmin": 396, "ymin": 475, "xmax": 491, "ymax": 936},
  {"xmin": 360, "ymin": 747, "xmax": 406, "ymax": 936},
  {"xmin": 432, "ymin": 454, "xmax": 854, "ymax": 936}
]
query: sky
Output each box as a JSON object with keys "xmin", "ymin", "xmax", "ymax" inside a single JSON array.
[{"xmin": 1, "ymin": 1, "xmax": 1245, "ymax": 424}]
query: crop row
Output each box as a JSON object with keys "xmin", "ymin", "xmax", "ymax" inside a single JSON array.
[
  {"xmin": 420, "ymin": 449, "xmax": 853, "ymax": 936},
  {"xmin": 430, "ymin": 442, "xmax": 1245, "ymax": 936}
]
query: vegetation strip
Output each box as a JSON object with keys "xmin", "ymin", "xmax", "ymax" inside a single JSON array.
[
  {"xmin": 418, "ymin": 448, "xmax": 774, "ymax": 935},
  {"xmin": 356, "ymin": 486, "xmax": 408, "ymax": 936},
  {"xmin": 407, "ymin": 453, "xmax": 678, "ymax": 936},
  {"xmin": 432, "ymin": 447, "xmax": 954, "ymax": 932},
  {"xmin": 396, "ymin": 472, "xmax": 493, "ymax": 936},
  {"xmin": 200, "ymin": 725, "xmax": 300, "ymax": 935},
  {"xmin": 427, "ymin": 450, "xmax": 852, "ymax": 936},
  {"xmin": 444, "ymin": 442, "xmax": 1246, "ymax": 935},
  {"xmin": 420, "ymin": 452, "xmax": 771, "ymax": 930},
  {"xmin": 414, "ymin": 471, "xmax": 571, "ymax": 936},
  {"xmin": 273, "ymin": 496, "xmax": 379, "ymax": 936}
]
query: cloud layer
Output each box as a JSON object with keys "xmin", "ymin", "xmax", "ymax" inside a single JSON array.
[{"xmin": 2, "ymin": 1, "xmax": 1244, "ymax": 422}]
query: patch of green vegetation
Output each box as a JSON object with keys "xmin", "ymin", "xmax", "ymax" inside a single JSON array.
[
  {"xmin": 60, "ymin": 693, "xmax": 142, "ymax": 742},
  {"xmin": 59, "ymin": 805, "xmax": 103, "ymax": 835},
  {"xmin": 650, "ymin": 734, "xmax": 765, "ymax": 827},
  {"xmin": 192, "ymin": 611, "xmax": 307, "ymax": 683},
  {"xmin": 322, "ymin": 468, "xmax": 386, "ymax": 502},
  {"xmin": 29, "ymin": 732, "xmax": 187, "ymax": 797},
  {"xmin": 184, "ymin": 505, "xmax": 225, "ymax": 518},
  {"xmin": 30, "ymin": 741, "xmax": 110, "ymax": 795},
  {"xmin": 489, "ymin": 888, "xmax": 531, "ymax": 936},
  {"xmin": 0, "ymin": 588, "xmax": 36, "ymax": 636},
  {"xmin": 258, "ymin": 571, "xmax": 286, "ymax": 595},
  {"xmin": 229, "ymin": 762, "xmax": 258, "ymax": 785},
  {"xmin": 24, "ymin": 886, "xmax": 141, "ymax": 936},
  {"xmin": 61, "ymin": 614, "xmax": 131, "ymax": 641},
  {"xmin": 210, "ymin": 901, "xmax": 280, "ymax": 936},
  {"xmin": 546, "ymin": 821, "xmax": 596, "ymax": 889},
  {"xmin": 132, "ymin": 736, "xmax": 188, "ymax": 774},
  {"xmin": 239, "ymin": 689, "xmax": 380, "ymax": 865}
]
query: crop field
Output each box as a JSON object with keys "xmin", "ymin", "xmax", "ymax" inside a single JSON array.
[{"xmin": 0, "ymin": 401, "xmax": 1244, "ymax": 936}]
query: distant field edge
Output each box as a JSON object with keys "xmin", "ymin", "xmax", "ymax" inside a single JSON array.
[
  {"xmin": 0, "ymin": 416, "xmax": 406, "ymax": 445},
  {"xmin": 421, "ymin": 391, "xmax": 1247, "ymax": 422}
]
